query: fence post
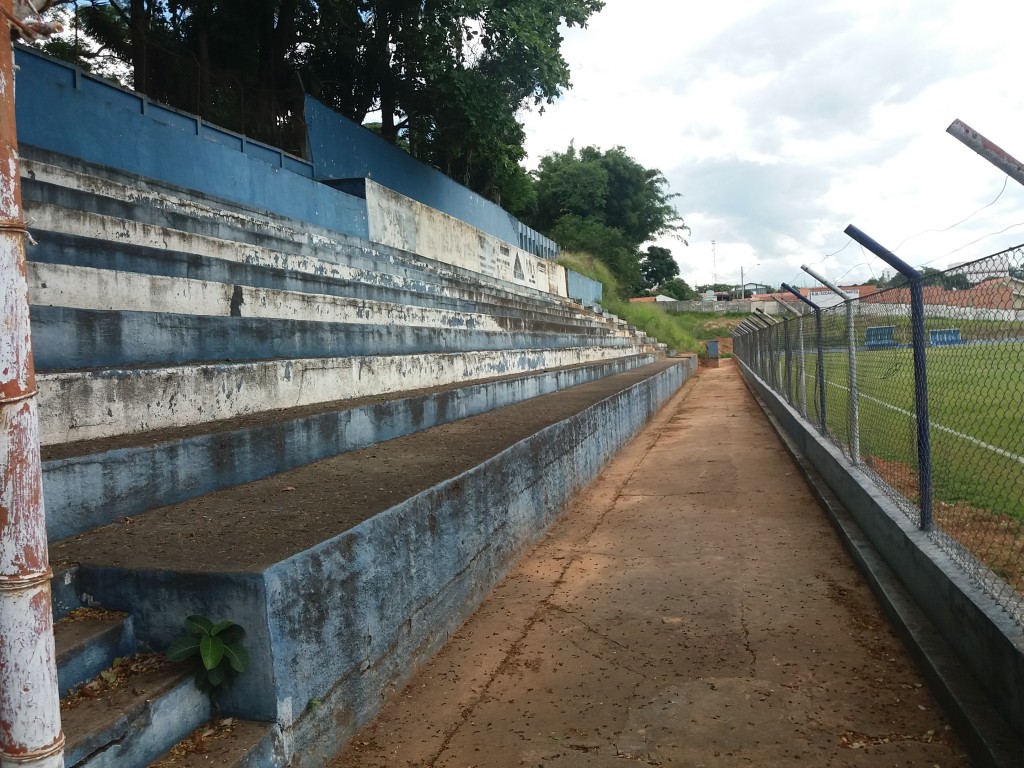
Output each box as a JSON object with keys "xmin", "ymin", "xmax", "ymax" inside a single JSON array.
[
  {"xmin": 778, "ymin": 299, "xmax": 806, "ymax": 415},
  {"xmin": 844, "ymin": 225, "xmax": 933, "ymax": 531},
  {"xmin": 755, "ymin": 309, "xmax": 787, "ymax": 390},
  {"xmin": 782, "ymin": 284, "xmax": 826, "ymax": 433},
  {"xmin": 0, "ymin": 8, "xmax": 66, "ymax": 767},
  {"xmin": 748, "ymin": 313, "xmax": 772, "ymax": 379},
  {"xmin": 802, "ymin": 265, "xmax": 860, "ymax": 465},
  {"xmin": 783, "ymin": 317, "xmax": 793, "ymax": 404}
]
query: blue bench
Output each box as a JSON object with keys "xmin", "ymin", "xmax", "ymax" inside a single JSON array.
[
  {"xmin": 865, "ymin": 325, "xmax": 897, "ymax": 349},
  {"xmin": 929, "ymin": 328, "xmax": 962, "ymax": 347}
]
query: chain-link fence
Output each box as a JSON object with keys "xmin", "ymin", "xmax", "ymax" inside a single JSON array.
[{"xmin": 734, "ymin": 245, "xmax": 1024, "ymax": 626}]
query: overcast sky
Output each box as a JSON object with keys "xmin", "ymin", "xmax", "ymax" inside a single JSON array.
[{"xmin": 521, "ymin": 0, "xmax": 1024, "ymax": 292}]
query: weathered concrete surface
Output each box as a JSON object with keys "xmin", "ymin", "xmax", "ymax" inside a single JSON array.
[
  {"xmin": 332, "ymin": 361, "xmax": 972, "ymax": 767},
  {"xmin": 37, "ymin": 346, "xmax": 643, "ymax": 445},
  {"xmin": 42, "ymin": 355, "xmax": 656, "ymax": 541},
  {"xmin": 738, "ymin": 358, "xmax": 1024, "ymax": 758},
  {"xmin": 364, "ymin": 180, "xmax": 567, "ymax": 296}
]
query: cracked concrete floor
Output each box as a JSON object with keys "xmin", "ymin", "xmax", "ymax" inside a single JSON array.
[{"xmin": 329, "ymin": 361, "xmax": 972, "ymax": 767}]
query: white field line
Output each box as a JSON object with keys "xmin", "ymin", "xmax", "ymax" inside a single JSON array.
[{"xmin": 823, "ymin": 379, "xmax": 1024, "ymax": 466}]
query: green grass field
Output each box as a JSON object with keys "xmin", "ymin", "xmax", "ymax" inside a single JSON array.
[{"xmin": 755, "ymin": 340, "xmax": 1024, "ymax": 522}]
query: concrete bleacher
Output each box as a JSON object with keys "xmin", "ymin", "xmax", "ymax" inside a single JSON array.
[{"xmin": 23, "ymin": 146, "xmax": 696, "ymax": 766}]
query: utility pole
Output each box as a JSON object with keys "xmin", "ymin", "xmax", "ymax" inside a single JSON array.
[
  {"xmin": 711, "ymin": 240, "xmax": 717, "ymax": 285},
  {"xmin": 1, "ymin": 3, "xmax": 65, "ymax": 766}
]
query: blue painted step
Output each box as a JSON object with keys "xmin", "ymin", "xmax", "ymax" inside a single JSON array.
[
  {"xmin": 62, "ymin": 664, "xmax": 210, "ymax": 768},
  {"xmin": 55, "ymin": 610, "xmax": 136, "ymax": 696},
  {"xmin": 31, "ymin": 306, "xmax": 623, "ymax": 370}
]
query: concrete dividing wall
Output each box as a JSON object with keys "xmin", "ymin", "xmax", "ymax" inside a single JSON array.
[
  {"xmin": 305, "ymin": 97, "xmax": 557, "ymax": 259},
  {"xmin": 361, "ymin": 180, "xmax": 567, "ymax": 297},
  {"xmin": 14, "ymin": 46, "xmax": 368, "ymax": 239},
  {"xmin": 737, "ymin": 361, "xmax": 1024, "ymax": 743}
]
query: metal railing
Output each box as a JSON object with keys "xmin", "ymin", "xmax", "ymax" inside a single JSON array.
[{"xmin": 735, "ymin": 244, "xmax": 1024, "ymax": 626}]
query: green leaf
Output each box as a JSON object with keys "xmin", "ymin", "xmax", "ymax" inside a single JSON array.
[
  {"xmin": 223, "ymin": 642, "xmax": 250, "ymax": 673},
  {"xmin": 206, "ymin": 663, "xmax": 226, "ymax": 688},
  {"xmin": 185, "ymin": 615, "xmax": 214, "ymax": 636},
  {"xmin": 214, "ymin": 623, "xmax": 245, "ymax": 645},
  {"xmin": 166, "ymin": 636, "xmax": 201, "ymax": 662},
  {"xmin": 200, "ymin": 635, "xmax": 225, "ymax": 670}
]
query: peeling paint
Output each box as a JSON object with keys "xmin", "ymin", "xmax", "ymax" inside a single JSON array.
[{"xmin": 0, "ymin": 28, "xmax": 63, "ymax": 766}]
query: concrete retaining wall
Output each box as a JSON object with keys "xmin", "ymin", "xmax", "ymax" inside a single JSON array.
[
  {"xmin": 75, "ymin": 357, "xmax": 696, "ymax": 766},
  {"xmin": 737, "ymin": 360, "xmax": 1024, "ymax": 742},
  {"xmin": 305, "ymin": 98, "xmax": 557, "ymax": 259}
]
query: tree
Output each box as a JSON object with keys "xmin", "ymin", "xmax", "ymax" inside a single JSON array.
[
  {"xmin": 529, "ymin": 144, "xmax": 686, "ymax": 296},
  {"xmin": 530, "ymin": 144, "xmax": 684, "ymax": 247},
  {"xmin": 657, "ymin": 278, "xmax": 696, "ymax": 301},
  {"xmin": 34, "ymin": 1, "xmax": 605, "ymax": 206},
  {"xmin": 549, "ymin": 215, "xmax": 643, "ymax": 295},
  {"xmin": 640, "ymin": 245, "xmax": 679, "ymax": 288}
]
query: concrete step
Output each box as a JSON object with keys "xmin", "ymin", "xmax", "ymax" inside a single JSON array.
[
  {"xmin": 21, "ymin": 149, "xmax": 572, "ymax": 310},
  {"xmin": 41, "ymin": 354, "xmax": 656, "ymax": 540},
  {"xmin": 150, "ymin": 718, "xmax": 282, "ymax": 768},
  {"xmin": 26, "ymin": 226, "xmax": 607, "ymax": 333},
  {"xmin": 28, "ymin": 261, "xmax": 613, "ymax": 338},
  {"xmin": 61, "ymin": 659, "xmax": 209, "ymax": 768},
  {"xmin": 55, "ymin": 609, "xmax": 136, "ymax": 696},
  {"xmin": 50, "ymin": 357, "xmax": 697, "ymax": 766},
  {"xmin": 21, "ymin": 171, "xmax": 578, "ymax": 318},
  {"xmin": 52, "ymin": 564, "xmax": 82, "ymax": 622},
  {"xmin": 38, "ymin": 345, "xmax": 644, "ymax": 446},
  {"xmin": 31, "ymin": 305, "xmax": 628, "ymax": 371}
]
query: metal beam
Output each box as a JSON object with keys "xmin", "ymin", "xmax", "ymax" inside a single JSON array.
[{"xmin": 947, "ymin": 118, "xmax": 1024, "ymax": 190}]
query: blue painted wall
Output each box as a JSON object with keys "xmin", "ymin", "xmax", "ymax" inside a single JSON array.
[
  {"xmin": 304, "ymin": 97, "xmax": 558, "ymax": 259},
  {"xmin": 567, "ymin": 269, "xmax": 603, "ymax": 306},
  {"xmin": 13, "ymin": 46, "xmax": 368, "ymax": 240}
]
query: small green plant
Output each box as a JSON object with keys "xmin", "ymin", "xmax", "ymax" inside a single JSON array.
[{"xmin": 166, "ymin": 615, "xmax": 249, "ymax": 693}]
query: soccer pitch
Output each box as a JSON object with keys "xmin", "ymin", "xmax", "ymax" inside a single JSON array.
[{"xmin": 786, "ymin": 342, "xmax": 1024, "ymax": 522}]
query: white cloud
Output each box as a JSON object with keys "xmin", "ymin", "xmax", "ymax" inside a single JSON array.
[{"xmin": 524, "ymin": 0, "xmax": 1024, "ymax": 290}]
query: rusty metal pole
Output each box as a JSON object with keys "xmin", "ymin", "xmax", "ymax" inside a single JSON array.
[
  {"xmin": 947, "ymin": 118, "xmax": 1024, "ymax": 189},
  {"xmin": 0, "ymin": 7, "xmax": 66, "ymax": 766}
]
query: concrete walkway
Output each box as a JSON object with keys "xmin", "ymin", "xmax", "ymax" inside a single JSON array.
[{"xmin": 331, "ymin": 361, "xmax": 972, "ymax": 767}]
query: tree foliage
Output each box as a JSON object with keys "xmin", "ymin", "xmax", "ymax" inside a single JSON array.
[
  {"xmin": 35, "ymin": 0, "xmax": 603, "ymax": 211},
  {"xmin": 640, "ymin": 245, "xmax": 679, "ymax": 288},
  {"xmin": 529, "ymin": 144, "xmax": 687, "ymax": 295},
  {"xmin": 656, "ymin": 278, "xmax": 696, "ymax": 301}
]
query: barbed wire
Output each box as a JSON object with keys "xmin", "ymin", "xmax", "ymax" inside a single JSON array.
[{"xmin": 892, "ymin": 177, "xmax": 1009, "ymax": 252}]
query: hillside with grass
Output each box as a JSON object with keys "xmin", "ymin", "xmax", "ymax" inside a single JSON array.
[{"xmin": 558, "ymin": 252, "xmax": 746, "ymax": 354}]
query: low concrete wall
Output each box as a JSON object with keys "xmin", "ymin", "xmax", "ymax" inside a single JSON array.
[
  {"xmin": 363, "ymin": 180, "xmax": 568, "ymax": 298},
  {"xmin": 76, "ymin": 358, "xmax": 696, "ymax": 766},
  {"xmin": 737, "ymin": 361, "xmax": 1024, "ymax": 742}
]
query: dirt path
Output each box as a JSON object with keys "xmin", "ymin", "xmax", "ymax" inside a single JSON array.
[{"xmin": 330, "ymin": 361, "xmax": 971, "ymax": 767}]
